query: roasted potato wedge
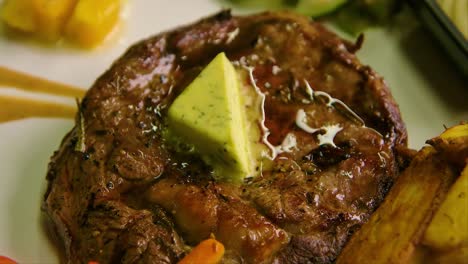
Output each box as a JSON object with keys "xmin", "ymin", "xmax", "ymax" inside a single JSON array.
[
  {"xmin": 338, "ymin": 123, "xmax": 468, "ymax": 264},
  {"xmin": 423, "ymin": 165, "xmax": 468, "ymax": 250},
  {"xmin": 428, "ymin": 124, "xmax": 468, "ymax": 168},
  {"xmin": 431, "ymin": 245, "xmax": 468, "ymax": 264},
  {"xmin": 439, "ymin": 123, "xmax": 468, "ymax": 139},
  {"xmin": 410, "ymin": 245, "xmax": 468, "ymax": 264},
  {"xmin": 337, "ymin": 146, "xmax": 457, "ymax": 264}
]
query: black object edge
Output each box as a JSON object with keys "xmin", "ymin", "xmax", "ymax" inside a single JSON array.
[{"xmin": 407, "ymin": 0, "xmax": 468, "ymax": 77}]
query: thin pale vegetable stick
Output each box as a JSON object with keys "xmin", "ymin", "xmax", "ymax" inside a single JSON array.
[
  {"xmin": 0, "ymin": 94, "xmax": 76, "ymax": 123},
  {"xmin": 178, "ymin": 238, "xmax": 225, "ymax": 264},
  {"xmin": 0, "ymin": 66, "xmax": 85, "ymax": 98}
]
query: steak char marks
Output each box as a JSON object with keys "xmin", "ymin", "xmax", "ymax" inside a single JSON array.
[{"xmin": 43, "ymin": 11, "xmax": 407, "ymax": 263}]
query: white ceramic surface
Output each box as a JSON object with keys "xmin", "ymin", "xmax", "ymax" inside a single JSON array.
[{"xmin": 0, "ymin": 1, "xmax": 466, "ymax": 263}]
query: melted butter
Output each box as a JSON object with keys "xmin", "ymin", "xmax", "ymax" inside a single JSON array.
[
  {"xmin": 317, "ymin": 124, "xmax": 343, "ymax": 148},
  {"xmin": 0, "ymin": 94, "xmax": 76, "ymax": 123},
  {"xmin": 226, "ymin": 28, "xmax": 240, "ymax": 44},
  {"xmin": 295, "ymin": 81, "xmax": 382, "ymax": 145},
  {"xmin": 239, "ymin": 65, "xmax": 382, "ymax": 164},
  {"xmin": 304, "ymin": 81, "xmax": 365, "ymax": 126},
  {"xmin": 239, "ymin": 67, "xmax": 274, "ymax": 175},
  {"xmin": 296, "ymin": 109, "xmax": 321, "ymax": 134},
  {"xmin": 244, "ymin": 66, "xmax": 276, "ymax": 160},
  {"xmin": 0, "ymin": 66, "xmax": 83, "ymax": 123},
  {"xmin": 295, "ymin": 109, "xmax": 343, "ymax": 147},
  {"xmin": 274, "ymin": 133, "xmax": 298, "ymax": 154},
  {"xmin": 242, "ymin": 66, "xmax": 348, "ymax": 159}
]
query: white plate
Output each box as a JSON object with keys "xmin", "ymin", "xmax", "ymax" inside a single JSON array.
[{"xmin": 0, "ymin": 1, "xmax": 466, "ymax": 263}]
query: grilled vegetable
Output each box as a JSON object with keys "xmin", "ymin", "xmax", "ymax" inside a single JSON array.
[
  {"xmin": 439, "ymin": 123, "xmax": 468, "ymax": 139},
  {"xmin": 178, "ymin": 238, "xmax": 225, "ymax": 264},
  {"xmin": 0, "ymin": 256, "xmax": 17, "ymax": 264},
  {"xmin": 0, "ymin": 0, "xmax": 122, "ymax": 47},
  {"xmin": 65, "ymin": 0, "xmax": 120, "ymax": 47},
  {"xmin": 33, "ymin": 0, "xmax": 78, "ymax": 40},
  {"xmin": 336, "ymin": 146, "xmax": 457, "ymax": 264},
  {"xmin": 431, "ymin": 246, "xmax": 468, "ymax": 264},
  {"xmin": 420, "ymin": 124, "xmax": 468, "ymax": 257},
  {"xmin": 338, "ymin": 123, "xmax": 468, "ymax": 264},
  {"xmin": 0, "ymin": 0, "xmax": 37, "ymax": 32}
]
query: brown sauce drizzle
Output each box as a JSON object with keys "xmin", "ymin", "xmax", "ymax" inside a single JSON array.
[{"xmin": 0, "ymin": 66, "xmax": 84, "ymax": 123}]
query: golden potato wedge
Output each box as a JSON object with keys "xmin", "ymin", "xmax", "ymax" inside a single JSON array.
[
  {"xmin": 65, "ymin": 0, "xmax": 120, "ymax": 48},
  {"xmin": 33, "ymin": 0, "xmax": 78, "ymax": 40},
  {"xmin": 431, "ymin": 245, "xmax": 468, "ymax": 264},
  {"xmin": 423, "ymin": 165, "xmax": 468, "ymax": 250},
  {"xmin": 409, "ymin": 245, "xmax": 468, "ymax": 264},
  {"xmin": 0, "ymin": 0, "xmax": 37, "ymax": 32},
  {"xmin": 428, "ymin": 123, "xmax": 468, "ymax": 168},
  {"xmin": 440, "ymin": 123, "xmax": 468, "ymax": 140},
  {"xmin": 337, "ymin": 147, "xmax": 457, "ymax": 264},
  {"xmin": 407, "ymin": 246, "xmax": 430, "ymax": 264}
]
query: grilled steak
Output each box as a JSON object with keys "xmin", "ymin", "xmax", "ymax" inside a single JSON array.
[{"xmin": 43, "ymin": 10, "xmax": 408, "ymax": 263}]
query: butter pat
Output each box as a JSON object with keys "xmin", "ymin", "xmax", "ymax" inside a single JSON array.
[{"xmin": 167, "ymin": 53, "xmax": 253, "ymax": 182}]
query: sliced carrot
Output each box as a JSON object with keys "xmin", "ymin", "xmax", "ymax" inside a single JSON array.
[
  {"xmin": 0, "ymin": 256, "xmax": 17, "ymax": 264},
  {"xmin": 178, "ymin": 238, "xmax": 225, "ymax": 264}
]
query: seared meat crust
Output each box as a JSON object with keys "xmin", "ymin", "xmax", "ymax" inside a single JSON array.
[{"xmin": 43, "ymin": 11, "xmax": 407, "ymax": 263}]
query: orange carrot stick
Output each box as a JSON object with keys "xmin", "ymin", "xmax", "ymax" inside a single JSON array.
[
  {"xmin": 178, "ymin": 238, "xmax": 225, "ymax": 264},
  {"xmin": 0, "ymin": 256, "xmax": 17, "ymax": 264}
]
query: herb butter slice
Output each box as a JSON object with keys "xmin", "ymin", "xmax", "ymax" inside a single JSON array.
[{"xmin": 167, "ymin": 53, "xmax": 253, "ymax": 182}]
